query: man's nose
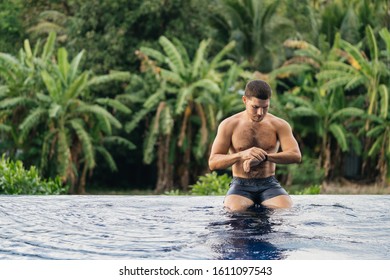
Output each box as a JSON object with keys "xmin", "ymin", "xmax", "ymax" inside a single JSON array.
[{"xmin": 257, "ymin": 108, "xmax": 263, "ymax": 115}]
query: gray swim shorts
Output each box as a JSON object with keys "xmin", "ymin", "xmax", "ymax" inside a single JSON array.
[{"xmin": 226, "ymin": 176, "xmax": 289, "ymax": 205}]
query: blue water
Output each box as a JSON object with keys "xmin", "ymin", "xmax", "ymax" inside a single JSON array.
[{"xmin": 0, "ymin": 195, "xmax": 389, "ymax": 260}]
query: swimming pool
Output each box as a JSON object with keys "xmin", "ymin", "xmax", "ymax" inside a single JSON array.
[{"xmin": 0, "ymin": 195, "xmax": 389, "ymax": 260}]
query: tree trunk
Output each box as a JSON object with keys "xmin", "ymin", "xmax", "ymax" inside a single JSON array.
[
  {"xmin": 154, "ymin": 134, "xmax": 174, "ymax": 194},
  {"xmin": 323, "ymin": 141, "xmax": 331, "ymax": 179},
  {"xmin": 377, "ymin": 144, "xmax": 388, "ymax": 187},
  {"xmin": 179, "ymin": 123, "xmax": 192, "ymax": 191},
  {"xmin": 77, "ymin": 163, "xmax": 88, "ymax": 194}
]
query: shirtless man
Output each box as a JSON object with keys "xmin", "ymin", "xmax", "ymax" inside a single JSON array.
[{"xmin": 208, "ymin": 80, "xmax": 301, "ymax": 212}]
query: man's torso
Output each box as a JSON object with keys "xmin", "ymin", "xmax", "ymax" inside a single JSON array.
[{"xmin": 229, "ymin": 112, "xmax": 280, "ymax": 178}]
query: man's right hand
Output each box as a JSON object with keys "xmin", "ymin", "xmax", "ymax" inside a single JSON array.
[
  {"xmin": 240, "ymin": 147, "xmax": 268, "ymax": 162},
  {"xmin": 243, "ymin": 158, "xmax": 261, "ymax": 172}
]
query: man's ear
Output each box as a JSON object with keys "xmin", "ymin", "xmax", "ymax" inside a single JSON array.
[{"xmin": 242, "ymin": 95, "xmax": 247, "ymax": 104}]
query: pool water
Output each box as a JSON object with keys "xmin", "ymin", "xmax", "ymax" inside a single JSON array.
[{"xmin": 0, "ymin": 195, "xmax": 389, "ymax": 260}]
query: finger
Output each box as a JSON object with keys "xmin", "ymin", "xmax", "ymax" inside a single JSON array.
[
  {"xmin": 243, "ymin": 161, "xmax": 250, "ymax": 172},
  {"xmin": 250, "ymin": 151, "xmax": 263, "ymax": 161}
]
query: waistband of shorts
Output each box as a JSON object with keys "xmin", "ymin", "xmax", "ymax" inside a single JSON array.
[{"xmin": 232, "ymin": 176, "xmax": 276, "ymax": 184}]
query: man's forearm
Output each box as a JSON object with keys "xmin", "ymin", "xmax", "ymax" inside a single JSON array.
[
  {"xmin": 267, "ymin": 150, "xmax": 301, "ymax": 164},
  {"xmin": 208, "ymin": 153, "xmax": 241, "ymax": 171}
]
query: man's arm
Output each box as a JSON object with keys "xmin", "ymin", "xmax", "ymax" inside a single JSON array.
[
  {"xmin": 209, "ymin": 119, "xmax": 269, "ymax": 171},
  {"xmin": 208, "ymin": 120, "xmax": 241, "ymax": 171},
  {"xmin": 267, "ymin": 119, "xmax": 301, "ymax": 164}
]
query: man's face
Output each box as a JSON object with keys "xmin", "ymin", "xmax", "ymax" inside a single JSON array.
[{"xmin": 243, "ymin": 96, "xmax": 270, "ymax": 122}]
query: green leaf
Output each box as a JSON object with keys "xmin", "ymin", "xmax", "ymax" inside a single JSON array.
[
  {"xmin": 125, "ymin": 108, "xmax": 150, "ymax": 133},
  {"xmin": 290, "ymin": 107, "xmax": 319, "ymax": 118},
  {"xmin": 367, "ymin": 125, "xmax": 384, "ymax": 138},
  {"xmin": 175, "ymin": 88, "xmax": 191, "ymax": 115},
  {"xmin": 77, "ymin": 104, "xmax": 122, "ymax": 129},
  {"xmin": 192, "ymin": 39, "xmax": 210, "ymax": 78},
  {"xmin": 378, "ymin": 84, "xmax": 388, "ymax": 119},
  {"xmin": 70, "ymin": 120, "xmax": 95, "ymax": 169},
  {"xmin": 24, "ymin": 40, "xmax": 33, "ymax": 61},
  {"xmin": 329, "ymin": 123, "xmax": 348, "ymax": 152},
  {"xmin": 144, "ymin": 88, "xmax": 164, "ymax": 109},
  {"xmin": 339, "ymin": 39, "xmax": 370, "ymax": 75},
  {"xmin": 0, "ymin": 53, "xmax": 21, "ymax": 70},
  {"xmin": 192, "ymin": 79, "xmax": 220, "ymax": 93},
  {"xmin": 49, "ymin": 103, "xmax": 62, "ymax": 118},
  {"xmin": 159, "ymin": 36, "xmax": 185, "ymax": 74},
  {"xmin": 160, "ymin": 106, "xmax": 174, "ymax": 135},
  {"xmin": 0, "ymin": 86, "xmax": 9, "ymax": 97},
  {"xmin": 365, "ymin": 25, "xmax": 378, "ymax": 63},
  {"xmin": 58, "ymin": 48, "xmax": 70, "ymax": 82},
  {"xmin": 41, "ymin": 71, "xmax": 60, "ymax": 100},
  {"xmin": 96, "ymin": 98, "xmax": 131, "ymax": 114},
  {"xmin": 103, "ymin": 136, "xmax": 136, "ymax": 150},
  {"xmin": 68, "ymin": 50, "xmax": 84, "ymax": 83},
  {"xmin": 41, "ymin": 31, "xmax": 56, "ymax": 61},
  {"xmin": 209, "ymin": 41, "xmax": 236, "ymax": 71},
  {"xmin": 87, "ymin": 71, "xmax": 131, "ymax": 86},
  {"xmin": 143, "ymin": 116, "xmax": 159, "ymax": 164},
  {"xmin": 368, "ymin": 135, "xmax": 384, "ymax": 157},
  {"xmin": 95, "ymin": 146, "xmax": 117, "ymax": 172},
  {"xmin": 139, "ymin": 47, "xmax": 166, "ymax": 63},
  {"xmin": 330, "ymin": 107, "xmax": 364, "ymax": 122},
  {"xmin": 64, "ymin": 72, "xmax": 88, "ymax": 100},
  {"xmin": 0, "ymin": 97, "xmax": 30, "ymax": 109}
]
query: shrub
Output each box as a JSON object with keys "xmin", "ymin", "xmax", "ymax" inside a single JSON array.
[
  {"xmin": 191, "ymin": 171, "xmax": 231, "ymax": 195},
  {"xmin": 0, "ymin": 155, "xmax": 68, "ymax": 194},
  {"xmin": 290, "ymin": 184, "xmax": 321, "ymax": 195}
]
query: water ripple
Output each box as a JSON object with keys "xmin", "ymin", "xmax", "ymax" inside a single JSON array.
[{"xmin": 0, "ymin": 195, "xmax": 389, "ymax": 259}]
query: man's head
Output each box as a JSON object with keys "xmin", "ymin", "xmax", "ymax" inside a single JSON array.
[
  {"xmin": 244, "ymin": 80, "xmax": 272, "ymax": 100},
  {"xmin": 243, "ymin": 80, "xmax": 271, "ymax": 122}
]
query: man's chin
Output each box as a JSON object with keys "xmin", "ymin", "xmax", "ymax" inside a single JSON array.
[{"xmin": 252, "ymin": 117, "xmax": 263, "ymax": 122}]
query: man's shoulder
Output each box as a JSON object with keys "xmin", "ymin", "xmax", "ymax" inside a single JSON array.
[
  {"xmin": 218, "ymin": 112, "xmax": 243, "ymax": 134},
  {"xmin": 267, "ymin": 113, "xmax": 290, "ymax": 127},
  {"xmin": 220, "ymin": 112, "xmax": 243, "ymax": 125},
  {"xmin": 267, "ymin": 113, "xmax": 288, "ymax": 124}
]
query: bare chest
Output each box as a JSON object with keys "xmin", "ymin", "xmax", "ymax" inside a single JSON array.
[{"xmin": 231, "ymin": 122, "xmax": 278, "ymax": 152}]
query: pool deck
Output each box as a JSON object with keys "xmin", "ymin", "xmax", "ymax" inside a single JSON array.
[{"xmin": 321, "ymin": 179, "xmax": 390, "ymax": 194}]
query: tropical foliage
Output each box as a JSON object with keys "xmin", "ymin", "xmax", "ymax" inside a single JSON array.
[
  {"xmin": 190, "ymin": 171, "xmax": 231, "ymax": 195},
  {"xmin": 0, "ymin": 154, "xmax": 67, "ymax": 194},
  {"xmin": 0, "ymin": 32, "xmax": 134, "ymax": 193},
  {"xmin": 126, "ymin": 36, "xmax": 245, "ymax": 192},
  {"xmin": 0, "ymin": 0, "xmax": 389, "ymax": 194}
]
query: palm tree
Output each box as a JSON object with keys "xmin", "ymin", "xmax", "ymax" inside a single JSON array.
[
  {"xmin": 128, "ymin": 36, "xmax": 240, "ymax": 193},
  {"xmin": 0, "ymin": 32, "xmax": 134, "ymax": 193},
  {"xmin": 317, "ymin": 26, "xmax": 387, "ymax": 118},
  {"xmin": 366, "ymin": 91, "xmax": 389, "ymax": 186},
  {"xmin": 210, "ymin": 0, "xmax": 294, "ymax": 71},
  {"xmin": 271, "ymin": 36, "xmax": 365, "ymax": 179},
  {"xmin": 316, "ymin": 26, "xmax": 390, "ymax": 182},
  {"xmin": 0, "ymin": 32, "xmax": 57, "ymax": 158}
]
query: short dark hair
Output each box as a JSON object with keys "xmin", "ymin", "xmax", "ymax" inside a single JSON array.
[{"xmin": 244, "ymin": 80, "xmax": 272, "ymax": 100}]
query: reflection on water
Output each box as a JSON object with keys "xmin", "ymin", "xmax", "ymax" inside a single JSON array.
[
  {"xmin": 209, "ymin": 207, "xmax": 287, "ymax": 260},
  {"xmin": 0, "ymin": 195, "xmax": 389, "ymax": 260}
]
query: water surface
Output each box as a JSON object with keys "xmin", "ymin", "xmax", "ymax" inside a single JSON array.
[{"xmin": 0, "ymin": 195, "xmax": 389, "ymax": 260}]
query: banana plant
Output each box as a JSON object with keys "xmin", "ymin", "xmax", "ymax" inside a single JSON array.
[
  {"xmin": 317, "ymin": 26, "xmax": 389, "ymax": 122},
  {"xmin": 0, "ymin": 33, "xmax": 134, "ymax": 193},
  {"xmin": 0, "ymin": 32, "xmax": 57, "ymax": 157},
  {"xmin": 22, "ymin": 47, "xmax": 133, "ymax": 193},
  {"xmin": 129, "ymin": 36, "xmax": 239, "ymax": 192},
  {"xmin": 210, "ymin": 0, "xmax": 294, "ymax": 71},
  {"xmin": 316, "ymin": 26, "xmax": 390, "ymax": 181},
  {"xmin": 271, "ymin": 36, "xmax": 365, "ymax": 178}
]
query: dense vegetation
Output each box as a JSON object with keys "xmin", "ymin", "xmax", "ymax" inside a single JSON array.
[{"xmin": 0, "ymin": 0, "xmax": 389, "ymax": 194}]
